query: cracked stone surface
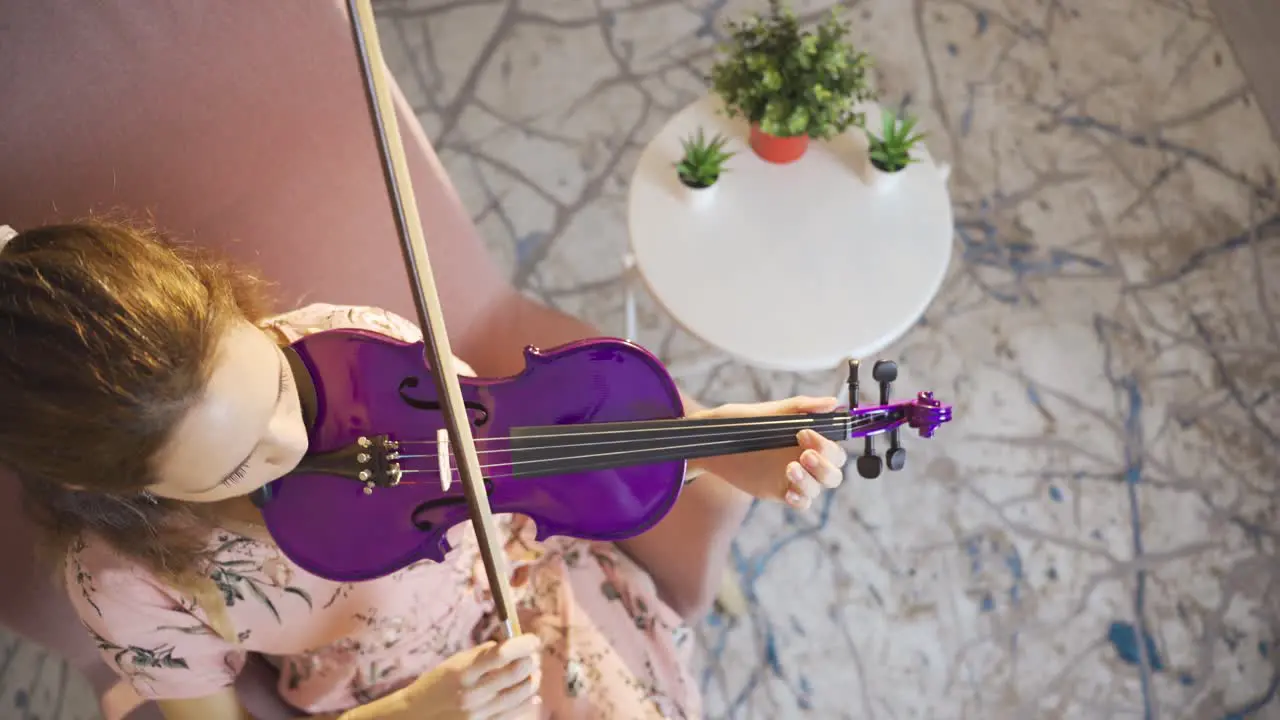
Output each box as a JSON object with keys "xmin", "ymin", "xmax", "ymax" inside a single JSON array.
[{"xmin": 5, "ymin": 0, "xmax": 1279, "ymax": 718}]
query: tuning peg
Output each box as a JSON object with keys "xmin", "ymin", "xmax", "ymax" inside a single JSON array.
[
  {"xmin": 885, "ymin": 434, "xmax": 906, "ymax": 471},
  {"xmin": 872, "ymin": 359, "xmax": 898, "ymax": 389},
  {"xmin": 847, "ymin": 358, "xmax": 860, "ymax": 409},
  {"xmin": 873, "ymin": 360, "xmax": 906, "ymax": 471},
  {"xmin": 849, "ymin": 359, "xmax": 883, "ymax": 478},
  {"xmin": 856, "ymin": 436, "xmax": 882, "ymax": 478}
]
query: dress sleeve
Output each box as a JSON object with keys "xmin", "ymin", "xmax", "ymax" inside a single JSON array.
[{"xmin": 64, "ymin": 541, "xmax": 247, "ymax": 701}]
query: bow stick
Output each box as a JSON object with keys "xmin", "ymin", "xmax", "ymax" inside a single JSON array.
[{"xmin": 345, "ymin": 0, "xmax": 521, "ymax": 638}]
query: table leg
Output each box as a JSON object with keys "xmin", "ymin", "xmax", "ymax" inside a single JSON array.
[
  {"xmin": 664, "ymin": 353, "xmax": 733, "ymax": 380},
  {"xmin": 623, "ymin": 252, "xmax": 638, "ymax": 342},
  {"xmin": 714, "ymin": 567, "xmax": 749, "ymax": 618},
  {"xmin": 620, "ymin": 253, "xmax": 735, "ymax": 377}
]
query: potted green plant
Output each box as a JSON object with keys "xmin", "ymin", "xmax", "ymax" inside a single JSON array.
[
  {"xmin": 675, "ymin": 127, "xmax": 735, "ymax": 204},
  {"xmin": 865, "ymin": 109, "xmax": 926, "ymax": 189},
  {"xmin": 709, "ymin": 0, "xmax": 875, "ymax": 165}
]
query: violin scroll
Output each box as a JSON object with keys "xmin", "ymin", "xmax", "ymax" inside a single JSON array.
[
  {"xmin": 846, "ymin": 358, "xmax": 954, "ymax": 479},
  {"xmin": 907, "ymin": 391, "xmax": 951, "ymax": 438}
]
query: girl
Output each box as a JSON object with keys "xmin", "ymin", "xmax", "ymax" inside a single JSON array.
[{"xmin": 0, "ymin": 218, "xmax": 849, "ymax": 719}]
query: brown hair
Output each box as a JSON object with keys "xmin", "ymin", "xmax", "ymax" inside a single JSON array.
[{"xmin": 0, "ymin": 216, "xmax": 273, "ymax": 588}]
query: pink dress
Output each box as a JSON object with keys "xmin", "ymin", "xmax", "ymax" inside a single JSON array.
[{"xmin": 65, "ymin": 304, "xmax": 701, "ymax": 718}]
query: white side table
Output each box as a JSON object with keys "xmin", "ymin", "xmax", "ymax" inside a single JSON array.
[{"xmin": 625, "ymin": 95, "xmax": 954, "ymax": 374}]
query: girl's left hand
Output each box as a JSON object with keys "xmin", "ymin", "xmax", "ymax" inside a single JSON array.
[{"xmin": 689, "ymin": 396, "xmax": 850, "ymax": 509}]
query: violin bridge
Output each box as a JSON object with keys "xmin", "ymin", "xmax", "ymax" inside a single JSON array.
[{"xmin": 437, "ymin": 428, "xmax": 452, "ymax": 493}]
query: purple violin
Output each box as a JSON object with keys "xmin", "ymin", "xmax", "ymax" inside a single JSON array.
[{"xmin": 255, "ymin": 332, "xmax": 953, "ymax": 582}]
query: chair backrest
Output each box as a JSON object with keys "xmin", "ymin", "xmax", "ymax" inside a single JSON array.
[
  {"xmin": 0, "ymin": 1, "xmax": 508, "ymax": 324},
  {"xmin": 0, "ymin": 2, "xmax": 510, "ymax": 715},
  {"xmin": 0, "ymin": 471, "xmax": 101, "ymax": 665}
]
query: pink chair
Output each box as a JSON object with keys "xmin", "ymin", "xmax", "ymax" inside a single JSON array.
[{"xmin": 0, "ymin": 3, "xmax": 608, "ymax": 718}]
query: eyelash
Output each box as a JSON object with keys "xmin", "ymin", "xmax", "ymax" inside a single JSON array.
[
  {"xmin": 219, "ymin": 365, "xmax": 291, "ymax": 488},
  {"xmin": 223, "ymin": 465, "xmax": 250, "ymax": 486}
]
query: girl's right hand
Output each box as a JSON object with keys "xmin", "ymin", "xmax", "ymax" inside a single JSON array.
[{"xmin": 393, "ymin": 634, "xmax": 543, "ymax": 719}]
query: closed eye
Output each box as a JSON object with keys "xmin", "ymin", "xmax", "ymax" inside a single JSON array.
[
  {"xmin": 217, "ymin": 360, "xmax": 290, "ymax": 490},
  {"xmin": 222, "ymin": 463, "xmax": 251, "ymax": 486}
]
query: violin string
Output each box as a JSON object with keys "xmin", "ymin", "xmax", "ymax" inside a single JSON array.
[
  {"xmin": 389, "ymin": 412, "xmax": 892, "ymax": 448},
  {"xmin": 387, "ymin": 418, "xmax": 868, "ymax": 482},
  {"xmin": 374, "ymin": 415, "xmax": 896, "ymax": 481},
  {"xmin": 388, "ymin": 412, "xmax": 892, "ymax": 462},
  {"xmin": 392, "ymin": 417, "xmax": 867, "ymax": 462}
]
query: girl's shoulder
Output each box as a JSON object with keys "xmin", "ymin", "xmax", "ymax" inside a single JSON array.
[
  {"xmin": 63, "ymin": 531, "xmax": 225, "ymax": 624},
  {"xmin": 63, "ymin": 533, "xmax": 250, "ymax": 701},
  {"xmin": 65, "ymin": 532, "xmax": 159, "ymax": 601},
  {"xmin": 261, "ymin": 303, "xmax": 477, "ymax": 376},
  {"xmin": 260, "ymin": 303, "xmax": 423, "ymax": 344}
]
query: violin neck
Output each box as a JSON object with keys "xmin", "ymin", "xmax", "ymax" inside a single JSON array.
[{"xmin": 507, "ymin": 409, "xmax": 897, "ymax": 478}]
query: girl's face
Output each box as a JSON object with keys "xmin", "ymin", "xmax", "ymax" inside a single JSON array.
[{"xmin": 148, "ymin": 321, "xmax": 309, "ymax": 503}]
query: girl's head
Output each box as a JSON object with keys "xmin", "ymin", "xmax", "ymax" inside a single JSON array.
[{"xmin": 0, "ymin": 217, "xmax": 308, "ymax": 576}]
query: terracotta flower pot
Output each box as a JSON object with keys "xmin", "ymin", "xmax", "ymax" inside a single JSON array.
[{"xmin": 749, "ymin": 125, "xmax": 808, "ymax": 164}]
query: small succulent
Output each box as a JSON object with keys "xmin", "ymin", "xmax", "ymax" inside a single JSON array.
[
  {"xmin": 675, "ymin": 128, "xmax": 735, "ymax": 189},
  {"xmin": 867, "ymin": 110, "xmax": 926, "ymax": 173}
]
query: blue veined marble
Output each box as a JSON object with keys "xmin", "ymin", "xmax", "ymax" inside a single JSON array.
[{"xmin": 0, "ymin": 626, "xmax": 99, "ymax": 720}]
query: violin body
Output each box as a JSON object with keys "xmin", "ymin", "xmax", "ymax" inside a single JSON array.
[{"xmin": 259, "ymin": 329, "xmax": 688, "ymax": 582}]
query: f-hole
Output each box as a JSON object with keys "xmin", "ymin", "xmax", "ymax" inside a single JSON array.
[
  {"xmin": 397, "ymin": 376, "xmax": 490, "ymax": 426},
  {"xmin": 410, "ymin": 478, "xmax": 496, "ymax": 531}
]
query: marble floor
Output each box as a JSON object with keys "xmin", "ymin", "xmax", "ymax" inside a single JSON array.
[{"xmin": 5, "ymin": 0, "xmax": 1280, "ymax": 718}]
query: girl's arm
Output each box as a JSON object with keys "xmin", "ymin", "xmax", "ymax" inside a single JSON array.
[
  {"xmin": 156, "ymin": 690, "xmax": 253, "ymax": 720},
  {"xmin": 157, "ymin": 689, "xmax": 403, "ymax": 719},
  {"xmin": 156, "ymin": 635, "xmax": 540, "ymax": 720}
]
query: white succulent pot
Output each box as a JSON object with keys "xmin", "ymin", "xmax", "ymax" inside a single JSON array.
[
  {"xmin": 868, "ymin": 160, "xmax": 906, "ymax": 193},
  {"xmin": 679, "ymin": 175, "xmax": 719, "ymax": 208}
]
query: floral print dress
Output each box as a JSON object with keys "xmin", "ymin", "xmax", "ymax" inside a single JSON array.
[{"xmin": 65, "ymin": 303, "xmax": 701, "ymax": 718}]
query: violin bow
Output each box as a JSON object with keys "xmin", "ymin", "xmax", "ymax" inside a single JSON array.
[{"xmin": 345, "ymin": 0, "xmax": 522, "ymax": 638}]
